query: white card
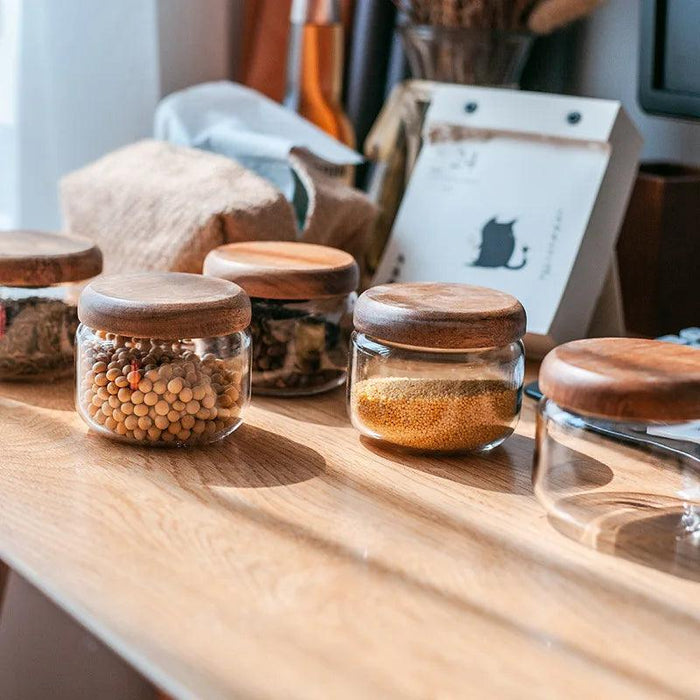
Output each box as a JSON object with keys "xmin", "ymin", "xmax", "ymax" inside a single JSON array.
[{"xmin": 374, "ymin": 134, "xmax": 610, "ymax": 336}]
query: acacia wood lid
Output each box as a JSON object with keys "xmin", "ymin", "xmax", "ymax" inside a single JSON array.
[
  {"xmin": 539, "ymin": 338, "xmax": 700, "ymax": 422},
  {"xmin": 0, "ymin": 230, "xmax": 103, "ymax": 287},
  {"xmin": 78, "ymin": 273, "xmax": 251, "ymax": 339},
  {"xmin": 203, "ymin": 241, "xmax": 359, "ymax": 300},
  {"xmin": 353, "ymin": 283, "xmax": 526, "ymax": 349}
]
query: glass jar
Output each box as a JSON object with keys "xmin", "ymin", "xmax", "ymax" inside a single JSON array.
[
  {"xmin": 400, "ymin": 24, "xmax": 534, "ymax": 88},
  {"xmin": 0, "ymin": 230, "xmax": 102, "ymax": 381},
  {"xmin": 204, "ymin": 241, "xmax": 359, "ymax": 396},
  {"xmin": 76, "ymin": 272, "xmax": 252, "ymax": 446},
  {"xmin": 348, "ymin": 282, "xmax": 526, "ymax": 453},
  {"xmin": 535, "ymin": 338, "xmax": 700, "ymax": 570}
]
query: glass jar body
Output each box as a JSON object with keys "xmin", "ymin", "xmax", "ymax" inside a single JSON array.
[
  {"xmin": 348, "ymin": 332, "xmax": 524, "ymax": 453},
  {"xmin": 0, "ymin": 283, "xmax": 84, "ymax": 381},
  {"xmin": 75, "ymin": 324, "xmax": 251, "ymax": 446},
  {"xmin": 250, "ymin": 293, "xmax": 355, "ymax": 396},
  {"xmin": 534, "ymin": 399, "xmax": 700, "ymax": 559},
  {"xmin": 399, "ymin": 24, "xmax": 534, "ymax": 88}
]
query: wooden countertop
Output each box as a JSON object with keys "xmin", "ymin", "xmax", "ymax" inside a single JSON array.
[{"xmin": 0, "ymin": 373, "xmax": 698, "ymax": 699}]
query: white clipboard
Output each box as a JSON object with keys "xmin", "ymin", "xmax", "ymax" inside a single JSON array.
[{"xmin": 374, "ymin": 85, "xmax": 642, "ymax": 353}]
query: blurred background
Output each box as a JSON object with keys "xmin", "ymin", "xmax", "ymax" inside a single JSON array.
[
  {"xmin": 1, "ymin": 1, "xmax": 699, "ymax": 697},
  {"xmin": 3, "ymin": 0, "xmax": 700, "ymax": 233}
]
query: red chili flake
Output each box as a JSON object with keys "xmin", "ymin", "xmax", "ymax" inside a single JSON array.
[{"xmin": 129, "ymin": 359, "xmax": 141, "ymax": 390}]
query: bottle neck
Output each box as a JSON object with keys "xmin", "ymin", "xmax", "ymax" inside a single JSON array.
[
  {"xmin": 284, "ymin": 0, "xmax": 355, "ymax": 150},
  {"xmin": 290, "ymin": 0, "xmax": 340, "ymax": 24},
  {"xmin": 284, "ymin": 21, "xmax": 345, "ymax": 110}
]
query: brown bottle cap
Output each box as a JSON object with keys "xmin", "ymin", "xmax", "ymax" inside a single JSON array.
[
  {"xmin": 539, "ymin": 338, "xmax": 700, "ymax": 421},
  {"xmin": 0, "ymin": 230, "xmax": 103, "ymax": 287},
  {"xmin": 203, "ymin": 241, "xmax": 359, "ymax": 300},
  {"xmin": 353, "ymin": 282, "xmax": 526, "ymax": 349},
  {"xmin": 78, "ymin": 273, "xmax": 251, "ymax": 339}
]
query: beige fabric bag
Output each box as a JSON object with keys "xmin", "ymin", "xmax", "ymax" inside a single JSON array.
[{"xmin": 61, "ymin": 139, "xmax": 376, "ymax": 276}]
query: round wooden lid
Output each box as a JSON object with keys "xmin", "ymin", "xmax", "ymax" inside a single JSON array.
[
  {"xmin": 353, "ymin": 283, "xmax": 526, "ymax": 349},
  {"xmin": 539, "ymin": 338, "xmax": 700, "ymax": 422},
  {"xmin": 0, "ymin": 230, "xmax": 103, "ymax": 287},
  {"xmin": 78, "ymin": 273, "xmax": 251, "ymax": 339},
  {"xmin": 203, "ymin": 241, "xmax": 359, "ymax": 299}
]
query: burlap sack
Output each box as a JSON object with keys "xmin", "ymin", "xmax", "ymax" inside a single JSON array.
[{"xmin": 60, "ymin": 139, "xmax": 376, "ymax": 276}]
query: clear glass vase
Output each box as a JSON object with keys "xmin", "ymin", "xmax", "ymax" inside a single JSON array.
[{"xmin": 399, "ymin": 24, "xmax": 534, "ymax": 88}]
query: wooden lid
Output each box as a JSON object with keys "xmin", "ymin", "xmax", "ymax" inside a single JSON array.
[
  {"xmin": 353, "ymin": 283, "xmax": 526, "ymax": 349},
  {"xmin": 0, "ymin": 230, "xmax": 103, "ymax": 286},
  {"xmin": 203, "ymin": 241, "xmax": 359, "ymax": 299},
  {"xmin": 539, "ymin": 338, "xmax": 700, "ymax": 422},
  {"xmin": 78, "ymin": 273, "xmax": 251, "ymax": 339}
]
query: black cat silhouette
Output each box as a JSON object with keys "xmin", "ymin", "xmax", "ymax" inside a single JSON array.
[{"xmin": 471, "ymin": 217, "xmax": 528, "ymax": 270}]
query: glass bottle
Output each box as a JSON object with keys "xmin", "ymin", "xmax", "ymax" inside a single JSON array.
[{"xmin": 284, "ymin": 0, "xmax": 355, "ymax": 149}]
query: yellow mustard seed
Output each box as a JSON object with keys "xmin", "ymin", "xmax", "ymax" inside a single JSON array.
[{"xmin": 351, "ymin": 378, "xmax": 518, "ymax": 452}]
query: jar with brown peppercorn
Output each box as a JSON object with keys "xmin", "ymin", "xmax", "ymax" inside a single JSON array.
[
  {"xmin": 348, "ymin": 283, "xmax": 526, "ymax": 453},
  {"xmin": 75, "ymin": 272, "xmax": 252, "ymax": 446},
  {"xmin": 204, "ymin": 241, "xmax": 359, "ymax": 396},
  {"xmin": 0, "ymin": 230, "xmax": 103, "ymax": 381}
]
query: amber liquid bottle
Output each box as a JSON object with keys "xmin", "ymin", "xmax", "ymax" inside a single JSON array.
[{"xmin": 284, "ymin": 0, "xmax": 356, "ymax": 150}]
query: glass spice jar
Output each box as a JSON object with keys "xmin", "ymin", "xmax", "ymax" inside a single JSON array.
[
  {"xmin": 348, "ymin": 282, "xmax": 526, "ymax": 453},
  {"xmin": 0, "ymin": 230, "xmax": 103, "ymax": 381},
  {"xmin": 76, "ymin": 272, "xmax": 252, "ymax": 446},
  {"xmin": 535, "ymin": 338, "xmax": 700, "ymax": 564},
  {"xmin": 204, "ymin": 241, "xmax": 359, "ymax": 396}
]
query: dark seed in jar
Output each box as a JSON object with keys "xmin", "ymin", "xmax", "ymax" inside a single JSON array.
[
  {"xmin": 78, "ymin": 333, "xmax": 246, "ymax": 446},
  {"xmin": 249, "ymin": 298, "xmax": 348, "ymax": 394},
  {"xmin": 0, "ymin": 295, "xmax": 78, "ymax": 380}
]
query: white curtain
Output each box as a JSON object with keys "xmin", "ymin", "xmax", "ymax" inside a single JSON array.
[{"xmin": 0, "ymin": 0, "xmax": 239, "ymax": 231}]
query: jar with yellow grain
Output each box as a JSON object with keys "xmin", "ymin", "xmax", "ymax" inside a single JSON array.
[
  {"xmin": 75, "ymin": 272, "xmax": 252, "ymax": 446},
  {"xmin": 348, "ymin": 282, "xmax": 526, "ymax": 453}
]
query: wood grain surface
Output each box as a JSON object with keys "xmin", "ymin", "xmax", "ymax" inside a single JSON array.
[
  {"xmin": 540, "ymin": 337, "xmax": 700, "ymax": 421},
  {"xmin": 78, "ymin": 273, "xmax": 251, "ymax": 339},
  {"xmin": 0, "ymin": 369, "xmax": 698, "ymax": 699},
  {"xmin": 204, "ymin": 241, "xmax": 359, "ymax": 300},
  {"xmin": 0, "ymin": 230, "xmax": 103, "ymax": 287},
  {"xmin": 354, "ymin": 282, "xmax": 526, "ymax": 349}
]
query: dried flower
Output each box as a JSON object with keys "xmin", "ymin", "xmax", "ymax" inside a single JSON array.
[
  {"xmin": 390, "ymin": 0, "xmax": 604, "ymax": 32},
  {"xmin": 527, "ymin": 0, "xmax": 605, "ymax": 34}
]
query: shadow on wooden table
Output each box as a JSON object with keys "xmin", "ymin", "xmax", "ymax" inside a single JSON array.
[
  {"xmin": 195, "ymin": 425, "xmax": 326, "ymax": 488},
  {"xmin": 97, "ymin": 424, "xmax": 326, "ymax": 489},
  {"xmin": 547, "ymin": 494, "xmax": 700, "ymax": 583},
  {"xmin": 360, "ymin": 433, "xmax": 536, "ymax": 496},
  {"xmin": 253, "ymin": 386, "xmax": 350, "ymax": 428}
]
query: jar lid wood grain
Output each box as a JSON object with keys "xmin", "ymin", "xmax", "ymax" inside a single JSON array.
[
  {"xmin": 0, "ymin": 230, "xmax": 103, "ymax": 287},
  {"xmin": 203, "ymin": 241, "xmax": 359, "ymax": 300},
  {"xmin": 78, "ymin": 273, "xmax": 251, "ymax": 339},
  {"xmin": 539, "ymin": 338, "xmax": 700, "ymax": 421},
  {"xmin": 353, "ymin": 283, "xmax": 526, "ymax": 349}
]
